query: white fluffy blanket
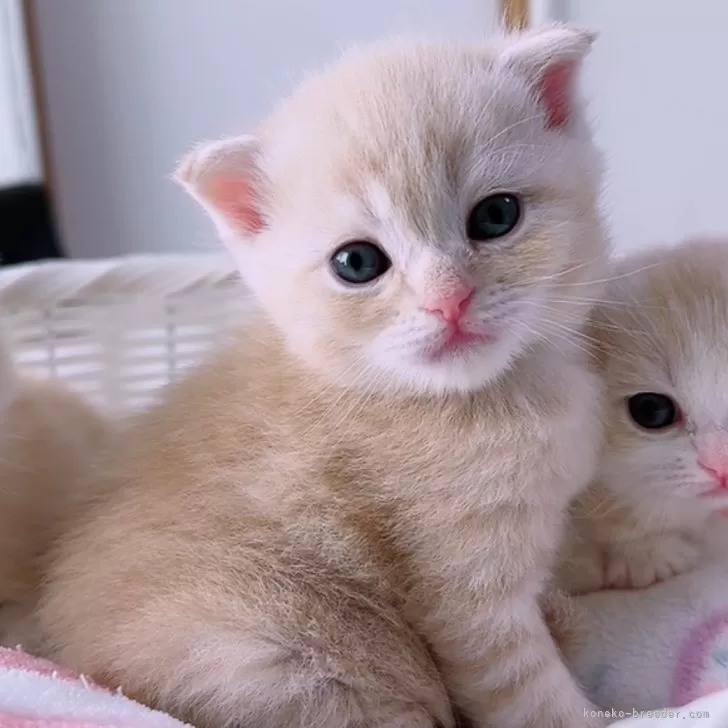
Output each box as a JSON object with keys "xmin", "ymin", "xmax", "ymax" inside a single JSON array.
[
  {"xmin": 567, "ymin": 561, "xmax": 728, "ymax": 714},
  {"xmin": 0, "ymin": 642, "xmax": 725, "ymax": 727}
]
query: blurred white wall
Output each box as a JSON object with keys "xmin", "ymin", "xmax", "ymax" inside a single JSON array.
[
  {"xmin": 566, "ymin": 0, "xmax": 728, "ymax": 253},
  {"xmin": 32, "ymin": 0, "xmax": 497, "ymax": 258},
  {"xmin": 0, "ymin": 0, "xmax": 41, "ymax": 187}
]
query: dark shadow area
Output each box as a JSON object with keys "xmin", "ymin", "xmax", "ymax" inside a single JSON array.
[{"xmin": 0, "ymin": 183, "xmax": 64, "ymax": 265}]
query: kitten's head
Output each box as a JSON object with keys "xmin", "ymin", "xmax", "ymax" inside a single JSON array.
[
  {"xmin": 177, "ymin": 26, "xmax": 607, "ymax": 395},
  {"xmin": 594, "ymin": 239, "xmax": 728, "ymax": 521}
]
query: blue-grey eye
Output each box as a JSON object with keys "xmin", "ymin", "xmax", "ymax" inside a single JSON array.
[
  {"xmin": 331, "ymin": 242, "xmax": 391, "ymax": 284},
  {"xmin": 467, "ymin": 194, "xmax": 521, "ymax": 241},
  {"xmin": 627, "ymin": 393, "xmax": 679, "ymax": 430}
]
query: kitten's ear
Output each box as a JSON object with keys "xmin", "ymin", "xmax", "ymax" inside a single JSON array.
[
  {"xmin": 174, "ymin": 135, "xmax": 266, "ymax": 238},
  {"xmin": 499, "ymin": 25, "xmax": 596, "ymax": 130}
]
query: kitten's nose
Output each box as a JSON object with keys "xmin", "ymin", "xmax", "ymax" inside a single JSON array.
[
  {"xmin": 697, "ymin": 430, "xmax": 728, "ymax": 487},
  {"xmin": 698, "ymin": 461, "xmax": 728, "ymax": 487},
  {"xmin": 422, "ymin": 285, "xmax": 474, "ymax": 324}
]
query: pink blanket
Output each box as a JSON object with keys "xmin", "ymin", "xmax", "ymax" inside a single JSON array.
[
  {"xmin": 0, "ymin": 648, "xmax": 190, "ymax": 728},
  {"xmin": 4, "ymin": 645, "xmax": 728, "ymax": 727}
]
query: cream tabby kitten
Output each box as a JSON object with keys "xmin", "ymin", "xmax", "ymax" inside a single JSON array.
[
  {"xmin": 0, "ymin": 350, "xmax": 106, "ymax": 649},
  {"xmin": 560, "ymin": 238, "xmax": 728, "ymax": 593},
  {"xmin": 38, "ymin": 27, "xmax": 608, "ymax": 728}
]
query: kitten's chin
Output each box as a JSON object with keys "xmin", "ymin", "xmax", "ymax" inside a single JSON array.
[{"xmin": 378, "ymin": 337, "xmax": 523, "ymax": 395}]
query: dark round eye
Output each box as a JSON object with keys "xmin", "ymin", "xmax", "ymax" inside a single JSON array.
[
  {"xmin": 467, "ymin": 194, "xmax": 521, "ymax": 242},
  {"xmin": 331, "ymin": 241, "xmax": 391, "ymax": 285},
  {"xmin": 627, "ymin": 393, "xmax": 679, "ymax": 430}
]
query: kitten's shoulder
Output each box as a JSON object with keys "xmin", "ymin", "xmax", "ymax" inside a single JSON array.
[
  {"xmin": 94, "ymin": 318, "xmax": 304, "ymax": 494},
  {"xmin": 146, "ymin": 317, "xmax": 299, "ymax": 435}
]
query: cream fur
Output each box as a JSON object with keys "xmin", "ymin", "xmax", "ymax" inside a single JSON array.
[
  {"xmin": 0, "ymin": 359, "xmax": 107, "ymax": 650},
  {"xmin": 560, "ymin": 238, "xmax": 728, "ymax": 593},
  {"xmin": 38, "ymin": 26, "xmax": 608, "ymax": 728}
]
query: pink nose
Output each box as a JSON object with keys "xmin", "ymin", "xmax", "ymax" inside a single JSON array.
[
  {"xmin": 422, "ymin": 286, "xmax": 474, "ymax": 324},
  {"xmin": 699, "ymin": 462, "xmax": 728, "ymax": 487},
  {"xmin": 697, "ymin": 430, "xmax": 728, "ymax": 487}
]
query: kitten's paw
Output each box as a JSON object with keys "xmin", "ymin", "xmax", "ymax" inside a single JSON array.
[{"xmin": 604, "ymin": 533, "xmax": 700, "ymax": 589}]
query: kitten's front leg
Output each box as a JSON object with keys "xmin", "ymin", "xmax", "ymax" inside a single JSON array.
[
  {"xmin": 427, "ymin": 598, "xmax": 606, "ymax": 728},
  {"xmin": 604, "ymin": 531, "xmax": 700, "ymax": 589}
]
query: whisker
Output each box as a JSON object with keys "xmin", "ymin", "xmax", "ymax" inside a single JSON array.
[
  {"xmin": 548, "ymin": 261, "xmax": 662, "ymax": 289},
  {"xmin": 482, "ymin": 114, "xmax": 543, "ymax": 151},
  {"xmin": 518, "ymin": 318, "xmax": 592, "ymax": 358},
  {"xmin": 573, "ymin": 495, "xmax": 624, "ymax": 521},
  {"xmin": 540, "ymin": 296, "xmax": 669, "ymax": 312},
  {"xmin": 290, "ymin": 355, "xmax": 364, "ymax": 419},
  {"xmin": 300, "ymin": 360, "xmax": 373, "ymax": 438},
  {"xmin": 520, "ymin": 256, "xmax": 604, "ymax": 286},
  {"xmin": 325, "ymin": 366, "xmax": 383, "ymax": 450}
]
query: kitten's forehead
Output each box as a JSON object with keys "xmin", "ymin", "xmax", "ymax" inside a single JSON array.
[
  {"xmin": 261, "ymin": 40, "xmax": 549, "ymax": 228},
  {"xmin": 599, "ymin": 240, "xmax": 728, "ymax": 422}
]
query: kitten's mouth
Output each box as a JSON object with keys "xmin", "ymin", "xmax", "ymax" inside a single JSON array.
[
  {"xmin": 699, "ymin": 486, "xmax": 728, "ymax": 501},
  {"xmin": 426, "ymin": 326, "xmax": 491, "ymax": 360}
]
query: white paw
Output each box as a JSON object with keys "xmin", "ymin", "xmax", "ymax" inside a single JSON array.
[{"xmin": 605, "ymin": 533, "xmax": 700, "ymax": 589}]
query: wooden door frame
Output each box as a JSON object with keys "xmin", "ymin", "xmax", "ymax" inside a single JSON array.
[
  {"xmin": 501, "ymin": 0, "xmax": 558, "ymax": 30},
  {"xmin": 501, "ymin": 0, "xmax": 529, "ymax": 30}
]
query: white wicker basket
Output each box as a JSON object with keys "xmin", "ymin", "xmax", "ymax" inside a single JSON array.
[{"xmin": 0, "ymin": 254, "xmax": 251, "ymax": 414}]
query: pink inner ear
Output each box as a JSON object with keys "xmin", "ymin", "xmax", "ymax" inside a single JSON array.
[
  {"xmin": 539, "ymin": 61, "xmax": 576, "ymax": 130},
  {"xmin": 208, "ymin": 177, "xmax": 264, "ymax": 234}
]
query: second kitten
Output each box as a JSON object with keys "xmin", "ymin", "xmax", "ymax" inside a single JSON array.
[{"xmin": 560, "ymin": 238, "xmax": 728, "ymax": 593}]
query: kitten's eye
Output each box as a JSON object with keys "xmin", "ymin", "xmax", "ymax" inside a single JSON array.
[
  {"xmin": 627, "ymin": 393, "xmax": 679, "ymax": 430},
  {"xmin": 331, "ymin": 241, "xmax": 391, "ymax": 285},
  {"xmin": 467, "ymin": 194, "xmax": 521, "ymax": 242}
]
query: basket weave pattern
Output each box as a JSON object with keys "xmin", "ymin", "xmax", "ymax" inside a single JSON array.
[{"xmin": 0, "ymin": 255, "xmax": 249, "ymax": 413}]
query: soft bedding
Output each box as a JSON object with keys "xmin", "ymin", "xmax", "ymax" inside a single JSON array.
[
  {"xmin": 609, "ymin": 688, "xmax": 728, "ymax": 726},
  {"xmin": 566, "ymin": 561, "xmax": 728, "ymax": 714},
  {"xmin": 0, "ymin": 645, "xmax": 726, "ymax": 728},
  {"xmin": 0, "ymin": 647, "xmax": 188, "ymax": 728}
]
